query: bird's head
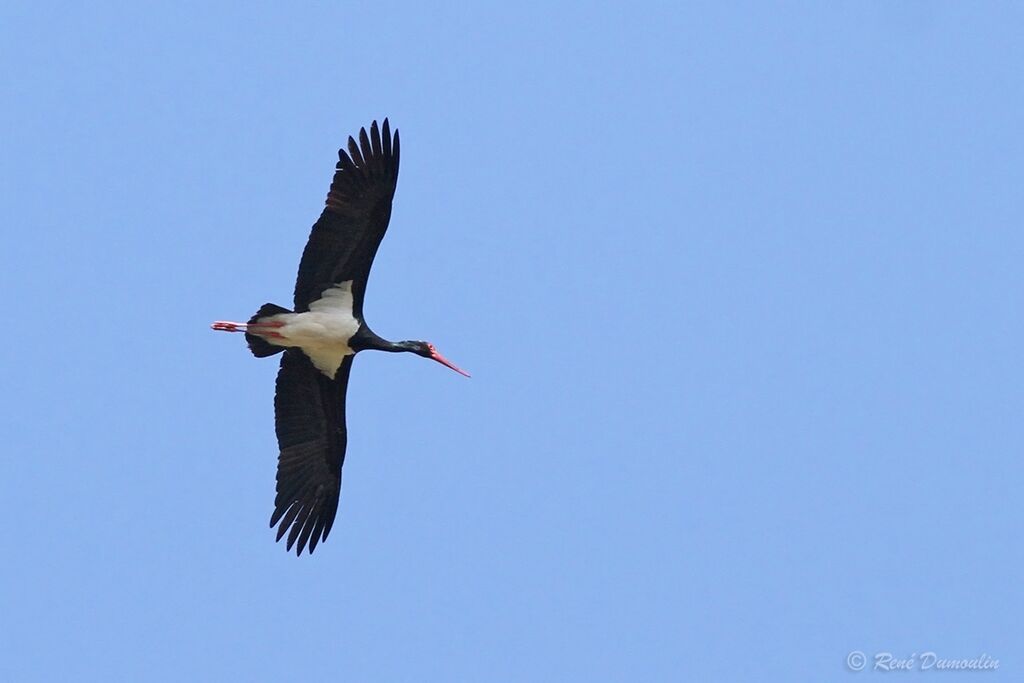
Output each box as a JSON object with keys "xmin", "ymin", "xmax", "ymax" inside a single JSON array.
[{"xmin": 406, "ymin": 341, "xmax": 471, "ymax": 377}]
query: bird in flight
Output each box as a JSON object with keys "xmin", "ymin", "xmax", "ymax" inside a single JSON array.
[{"xmin": 212, "ymin": 119, "xmax": 469, "ymax": 555}]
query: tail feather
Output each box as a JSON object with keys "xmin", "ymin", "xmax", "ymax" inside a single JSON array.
[{"xmin": 246, "ymin": 303, "xmax": 291, "ymax": 358}]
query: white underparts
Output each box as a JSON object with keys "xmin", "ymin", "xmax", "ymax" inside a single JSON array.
[{"xmin": 255, "ymin": 281, "xmax": 359, "ymax": 378}]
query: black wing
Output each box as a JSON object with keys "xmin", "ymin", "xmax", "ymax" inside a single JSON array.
[
  {"xmin": 270, "ymin": 349, "xmax": 354, "ymax": 555},
  {"xmin": 293, "ymin": 119, "xmax": 400, "ymax": 317}
]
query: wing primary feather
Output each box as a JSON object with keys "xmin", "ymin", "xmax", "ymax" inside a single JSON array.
[
  {"xmin": 347, "ymin": 136, "xmax": 364, "ymax": 167},
  {"xmin": 295, "ymin": 503, "xmax": 320, "ymax": 555},
  {"xmin": 382, "ymin": 118, "xmax": 392, "ymax": 157},
  {"xmin": 337, "ymin": 148, "xmax": 358, "ymax": 176},
  {"xmin": 321, "ymin": 502, "xmax": 338, "ymax": 540},
  {"xmin": 269, "ymin": 503, "xmax": 287, "ymax": 528},
  {"xmin": 370, "ymin": 120, "xmax": 382, "ymax": 158},
  {"xmin": 359, "ymin": 128, "xmax": 373, "ymax": 175},
  {"xmin": 286, "ymin": 501, "xmax": 312, "ymax": 550},
  {"xmin": 274, "ymin": 500, "xmax": 303, "ymax": 541},
  {"xmin": 307, "ymin": 515, "xmax": 328, "ymax": 554}
]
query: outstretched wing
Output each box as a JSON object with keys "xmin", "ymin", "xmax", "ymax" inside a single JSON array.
[
  {"xmin": 270, "ymin": 349, "xmax": 354, "ymax": 555},
  {"xmin": 293, "ymin": 118, "xmax": 400, "ymax": 318}
]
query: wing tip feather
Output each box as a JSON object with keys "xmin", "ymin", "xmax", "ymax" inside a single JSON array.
[{"xmin": 324, "ymin": 119, "xmax": 398, "ymax": 210}]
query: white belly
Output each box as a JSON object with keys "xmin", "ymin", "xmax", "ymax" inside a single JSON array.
[{"xmin": 261, "ymin": 281, "xmax": 360, "ymax": 378}]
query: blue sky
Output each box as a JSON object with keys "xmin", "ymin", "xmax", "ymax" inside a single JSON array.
[{"xmin": 2, "ymin": 2, "xmax": 1021, "ymax": 681}]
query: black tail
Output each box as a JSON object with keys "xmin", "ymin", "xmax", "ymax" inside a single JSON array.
[{"xmin": 246, "ymin": 303, "xmax": 291, "ymax": 358}]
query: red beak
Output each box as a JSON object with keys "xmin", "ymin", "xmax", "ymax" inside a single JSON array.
[{"xmin": 428, "ymin": 345, "xmax": 471, "ymax": 377}]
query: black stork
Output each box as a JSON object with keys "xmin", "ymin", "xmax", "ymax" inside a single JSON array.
[{"xmin": 211, "ymin": 119, "xmax": 469, "ymax": 555}]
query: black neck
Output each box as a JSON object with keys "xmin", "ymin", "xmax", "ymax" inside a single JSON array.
[{"xmin": 350, "ymin": 325, "xmax": 415, "ymax": 353}]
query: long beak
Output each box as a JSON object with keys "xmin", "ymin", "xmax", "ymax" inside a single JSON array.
[{"xmin": 429, "ymin": 346, "xmax": 471, "ymax": 377}]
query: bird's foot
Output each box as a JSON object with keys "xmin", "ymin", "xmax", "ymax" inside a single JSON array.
[
  {"xmin": 247, "ymin": 321, "xmax": 286, "ymax": 339},
  {"xmin": 211, "ymin": 320, "xmax": 247, "ymax": 332}
]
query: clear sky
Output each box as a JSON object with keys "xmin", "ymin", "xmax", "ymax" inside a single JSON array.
[{"xmin": 2, "ymin": 2, "xmax": 1021, "ymax": 681}]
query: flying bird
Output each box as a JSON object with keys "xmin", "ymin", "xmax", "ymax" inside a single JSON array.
[{"xmin": 212, "ymin": 119, "xmax": 469, "ymax": 555}]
